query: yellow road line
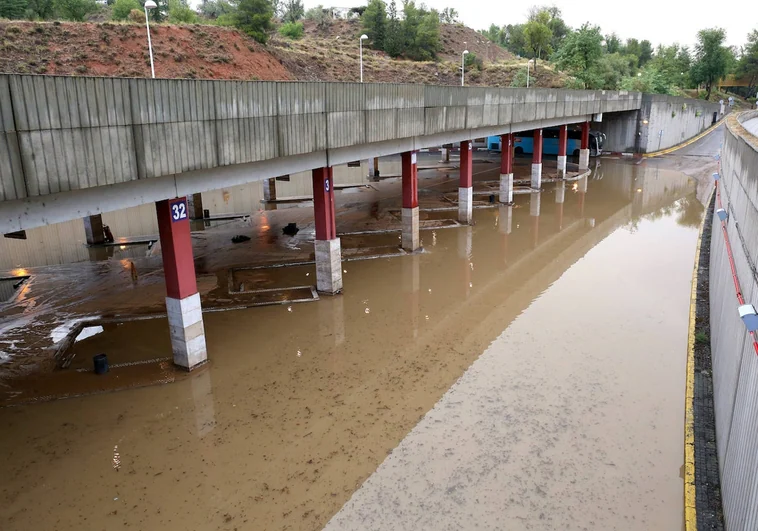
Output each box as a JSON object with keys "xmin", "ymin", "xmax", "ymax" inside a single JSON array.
[
  {"xmin": 684, "ymin": 186, "xmax": 714, "ymax": 531},
  {"xmin": 643, "ymin": 117, "xmax": 727, "ymax": 158}
]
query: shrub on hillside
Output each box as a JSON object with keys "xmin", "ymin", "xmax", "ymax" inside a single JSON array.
[
  {"xmin": 233, "ymin": 0, "xmax": 273, "ymax": 44},
  {"xmin": 55, "ymin": 0, "xmax": 99, "ymax": 21},
  {"xmin": 111, "ymin": 0, "xmax": 140, "ymax": 20},
  {"xmin": 167, "ymin": 0, "xmax": 197, "ymax": 23},
  {"xmin": 278, "ymin": 21, "xmax": 303, "ymax": 39},
  {"xmin": 127, "ymin": 7, "xmax": 142, "ymax": 22}
]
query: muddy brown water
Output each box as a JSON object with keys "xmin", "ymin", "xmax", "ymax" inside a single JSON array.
[{"xmin": 0, "ymin": 160, "xmax": 703, "ymax": 530}]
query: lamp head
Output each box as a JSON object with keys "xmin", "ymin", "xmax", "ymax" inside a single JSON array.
[
  {"xmin": 145, "ymin": 0, "xmax": 157, "ymax": 8},
  {"xmin": 360, "ymin": 34, "xmax": 368, "ymax": 40}
]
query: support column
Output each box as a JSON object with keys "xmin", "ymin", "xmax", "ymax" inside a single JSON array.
[
  {"xmin": 530, "ymin": 191, "xmax": 541, "ymax": 249},
  {"xmin": 401, "ymin": 151, "xmax": 420, "ymax": 251},
  {"xmin": 373, "ymin": 157, "xmax": 380, "ymax": 177},
  {"xmin": 555, "ymin": 181, "xmax": 565, "ymax": 231},
  {"xmin": 83, "ymin": 214, "xmax": 105, "ymax": 245},
  {"xmin": 187, "ymin": 193, "xmax": 205, "ymax": 219},
  {"xmin": 557, "ymin": 125, "xmax": 568, "ymax": 177},
  {"xmin": 441, "ymin": 144, "xmax": 451, "ymax": 163},
  {"xmin": 579, "ymin": 121, "xmax": 590, "ymax": 170},
  {"xmin": 156, "ymin": 197, "xmax": 207, "ymax": 371},
  {"xmin": 312, "ymin": 167, "xmax": 342, "ymax": 295},
  {"xmin": 499, "ymin": 133, "xmax": 514, "ymax": 204},
  {"xmin": 263, "ymin": 179, "xmax": 277, "ymax": 202},
  {"xmin": 459, "ymin": 140, "xmax": 473, "ymax": 224},
  {"xmin": 531, "ymin": 129, "xmax": 543, "ymax": 189}
]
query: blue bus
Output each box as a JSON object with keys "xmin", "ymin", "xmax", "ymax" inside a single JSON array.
[{"xmin": 487, "ymin": 128, "xmax": 605, "ymax": 157}]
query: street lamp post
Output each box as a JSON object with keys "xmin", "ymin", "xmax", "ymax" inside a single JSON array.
[
  {"xmin": 360, "ymin": 34, "xmax": 368, "ymax": 83},
  {"xmin": 526, "ymin": 59, "xmax": 534, "ymax": 88},
  {"xmin": 461, "ymin": 50, "xmax": 469, "ymax": 86},
  {"xmin": 144, "ymin": 0, "xmax": 157, "ymax": 79}
]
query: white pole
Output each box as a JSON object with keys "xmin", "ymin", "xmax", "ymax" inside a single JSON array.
[
  {"xmin": 461, "ymin": 52, "xmax": 465, "ymax": 86},
  {"xmin": 526, "ymin": 61, "xmax": 530, "ymax": 88},
  {"xmin": 145, "ymin": 9, "xmax": 155, "ymax": 79},
  {"xmin": 360, "ymin": 38, "xmax": 363, "ymax": 83}
]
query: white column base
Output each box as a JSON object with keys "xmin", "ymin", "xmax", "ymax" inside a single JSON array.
[
  {"xmin": 499, "ymin": 173, "xmax": 513, "ymax": 203},
  {"xmin": 315, "ymin": 238, "xmax": 343, "ymax": 294},
  {"xmin": 458, "ymin": 187, "xmax": 473, "ymax": 224},
  {"xmin": 166, "ymin": 292, "xmax": 208, "ymax": 371},
  {"xmin": 401, "ymin": 206, "xmax": 420, "ymax": 251},
  {"xmin": 531, "ymin": 163, "xmax": 543, "ymax": 189},
  {"xmin": 556, "ymin": 155, "xmax": 567, "ymax": 177},
  {"xmin": 578, "ymin": 175, "xmax": 588, "ymax": 194},
  {"xmin": 578, "ymin": 149, "xmax": 590, "ymax": 170}
]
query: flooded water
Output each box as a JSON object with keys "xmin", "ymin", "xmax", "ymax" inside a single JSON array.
[{"xmin": 0, "ymin": 158, "xmax": 703, "ymax": 530}]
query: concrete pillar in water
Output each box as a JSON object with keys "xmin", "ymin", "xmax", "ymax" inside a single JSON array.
[
  {"xmin": 458, "ymin": 140, "xmax": 473, "ymax": 224},
  {"xmin": 499, "ymin": 133, "xmax": 514, "ymax": 204},
  {"xmin": 401, "ymin": 151, "xmax": 420, "ymax": 251},
  {"xmin": 156, "ymin": 197, "xmax": 208, "ymax": 370},
  {"xmin": 312, "ymin": 167, "xmax": 342, "ymax": 295},
  {"xmin": 263, "ymin": 179, "xmax": 277, "ymax": 202},
  {"xmin": 403, "ymin": 253, "xmax": 421, "ymax": 339},
  {"xmin": 373, "ymin": 157, "xmax": 380, "ymax": 178},
  {"xmin": 530, "ymin": 191, "xmax": 541, "ymax": 248},
  {"xmin": 557, "ymin": 125, "xmax": 568, "ymax": 176},
  {"xmin": 531, "ymin": 129, "xmax": 543, "ymax": 189},
  {"xmin": 187, "ymin": 193, "xmax": 204, "ymax": 219},
  {"xmin": 555, "ymin": 181, "xmax": 565, "ymax": 231},
  {"xmin": 498, "ymin": 204, "xmax": 512, "ymax": 264},
  {"xmin": 83, "ymin": 214, "xmax": 105, "ymax": 245},
  {"xmin": 579, "ymin": 121, "xmax": 590, "ymax": 170}
]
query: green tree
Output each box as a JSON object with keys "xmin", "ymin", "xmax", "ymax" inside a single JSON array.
[
  {"xmin": 362, "ymin": 0, "xmax": 386, "ymax": 50},
  {"xmin": 690, "ymin": 28, "xmax": 731, "ymax": 100},
  {"xmin": 605, "ymin": 33, "xmax": 621, "ymax": 54},
  {"xmin": 198, "ymin": 0, "xmax": 235, "ymax": 19},
  {"xmin": 0, "ymin": 0, "xmax": 28, "ymax": 18},
  {"xmin": 598, "ymin": 52, "xmax": 633, "ymax": 89},
  {"xmin": 554, "ymin": 23, "xmax": 603, "ymax": 88},
  {"xmin": 439, "ymin": 6, "xmax": 457, "ymax": 24},
  {"xmin": 529, "ymin": 5, "xmax": 567, "ymax": 54},
  {"xmin": 111, "ymin": 0, "xmax": 140, "ymax": 18},
  {"xmin": 281, "ymin": 0, "xmax": 302, "ymax": 22},
  {"xmin": 234, "ymin": 0, "xmax": 274, "ymax": 43},
  {"xmin": 413, "ymin": 7, "xmax": 440, "ymax": 60},
  {"xmin": 737, "ymin": 30, "xmax": 758, "ymax": 94},
  {"xmin": 523, "ymin": 18, "xmax": 552, "ymax": 65},
  {"xmin": 624, "ymin": 38, "xmax": 641, "ymax": 67},
  {"xmin": 384, "ymin": 0, "xmax": 402, "ymax": 57},
  {"xmin": 504, "ymin": 23, "xmax": 527, "ymax": 56},
  {"xmin": 639, "ymin": 39, "xmax": 653, "ymax": 66},
  {"xmin": 621, "ymin": 66, "xmax": 672, "ymax": 94},
  {"xmin": 168, "ymin": 0, "xmax": 197, "ymax": 22},
  {"xmin": 55, "ymin": 0, "xmax": 98, "ymax": 20},
  {"xmin": 278, "ymin": 20, "xmax": 303, "ymax": 38},
  {"xmin": 25, "ymin": 0, "xmax": 54, "ymax": 18}
]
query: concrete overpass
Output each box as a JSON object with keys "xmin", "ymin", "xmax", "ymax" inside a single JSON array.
[{"xmin": 0, "ymin": 74, "xmax": 641, "ymax": 232}]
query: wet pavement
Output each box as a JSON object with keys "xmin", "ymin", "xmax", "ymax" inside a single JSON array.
[{"xmin": 0, "ymin": 147, "xmax": 709, "ymax": 530}]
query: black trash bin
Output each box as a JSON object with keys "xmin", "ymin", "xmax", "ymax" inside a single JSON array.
[{"xmin": 93, "ymin": 354, "xmax": 109, "ymax": 375}]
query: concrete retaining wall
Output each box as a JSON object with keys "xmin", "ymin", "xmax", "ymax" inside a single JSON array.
[
  {"xmin": 597, "ymin": 95, "xmax": 721, "ymax": 153},
  {"xmin": 710, "ymin": 111, "xmax": 758, "ymax": 530}
]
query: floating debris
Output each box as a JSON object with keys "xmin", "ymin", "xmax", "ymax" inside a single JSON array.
[
  {"xmin": 112, "ymin": 445, "xmax": 121, "ymax": 471},
  {"xmin": 231, "ymin": 235, "xmax": 251, "ymax": 244},
  {"xmin": 282, "ymin": 223, "xmax": 299, "ymax": 236}
]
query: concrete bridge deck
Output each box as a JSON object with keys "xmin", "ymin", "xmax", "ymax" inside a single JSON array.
[{"xmin": 0, "ymin": 75, "xmax": 641, "ymax": 232}]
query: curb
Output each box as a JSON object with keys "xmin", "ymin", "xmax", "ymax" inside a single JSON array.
[
  {"xmin": 685, "ymin": 185, "xmax": 714, "ymax": 531},
  {"xmin": 643, "ymin": 117, "xmax": 727, "ymax": 158}
]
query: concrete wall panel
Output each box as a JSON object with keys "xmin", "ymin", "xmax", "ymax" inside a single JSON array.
[
  {"xmin": 328, "ymin": 111, "xmax": 365, "ymax": 149},
  {"xmin": 710, "ymin": 113, "xmax": 758, "ymax": 530}
]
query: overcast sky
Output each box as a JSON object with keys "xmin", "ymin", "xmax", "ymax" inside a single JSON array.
[{"xmin": 302, "ymin": 0, "xmax": 755, "ymax": 49}]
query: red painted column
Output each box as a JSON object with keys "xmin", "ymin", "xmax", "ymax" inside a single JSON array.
[
  {"xmin": 312, "ymin": 167, "xmax": 336, "ymax": 241},
  {"xmin": 157, "ymin": 198, "xmax": 198, "ymax": 300},
  {"xmin": 312, "ymin": 167, "xmax": 342, "ymax": 294},
  {"xmin": 401, "ymin": 151, "xmax": 420, "ymax": 251},
  {"xmin": 459, "ymin": 140, "xmax": 473, "ymax": 188},
  {"xmin": 499, "ymin": 134, "xmax": 514, "ymax": 203},
  {"xmin": 531, "ymin": 129, "xmax": 543, "ymax": 189},
  {"xmin": 558, "ymin": 125, "xmax": 568, "ymax": 157},
  {"xmin": 459, "ymin": 140, "xmax": 473, "ymax": 223},
  {"xmin": 557, "ymin": 124, "xmax": 568, "ymax": 177},
  {"xmin": 581, "ymin": 121, "xmax": 590, "ymax": 149},
  {"xmin": 500, "ymin": 134, "xmax": 513, "ymax": 175},
  {"xmin": 156, "ymin": 197, "xmax": 207, "ymax": 370},
  {"xmin": 532, "ymin": 129, "xmax": 543, "ymax": 164},
  {"xmin": 579, "ymin": 121, "xmax": 591, "ymax": 170},
  {"xmin": 401, "ymin": 151, "xmax": 418, "ymax": 209}
]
